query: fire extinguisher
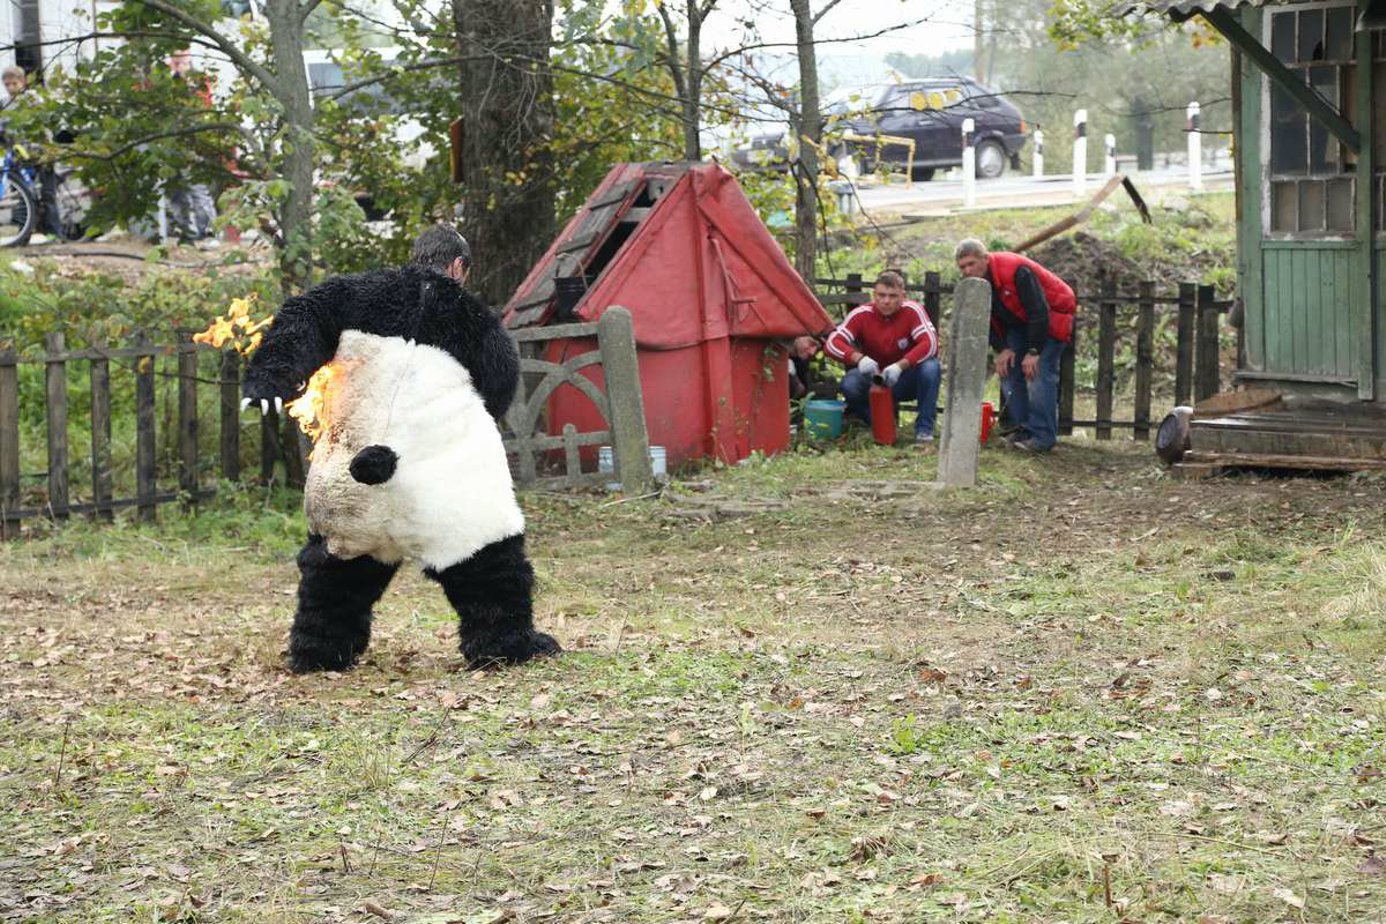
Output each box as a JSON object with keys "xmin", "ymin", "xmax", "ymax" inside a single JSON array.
[
  {"xmin": 980, "ymin": 400, "xmax": 997, "ymax": 444},
  {"xmin": 869, "ymin": 374, "xmax": 896, "ymax": 445}
]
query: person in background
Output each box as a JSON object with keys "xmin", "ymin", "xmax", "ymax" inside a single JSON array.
[
  {"xmin": 954, "ymin": 238, "xmax": 1075, "ymax": 452},
  {"xmin": 410, "ymin": 222, "xmax": 473, "ymax": 284},
  {"xmin": 1, "ymin": 66, "xmax": 63, "ymax": 242},
  {"xmin": 165, "ymin": 49, "xmax": 218, "ymax": 244},
  {"xmin": 823, "ymin": 270, "xmax": 941, "ymax": 446}
]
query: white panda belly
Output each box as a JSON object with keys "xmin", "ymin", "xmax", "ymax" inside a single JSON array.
[{"xmin": 302, "ymin": 331, "xmax": 524, "ymax": 569}]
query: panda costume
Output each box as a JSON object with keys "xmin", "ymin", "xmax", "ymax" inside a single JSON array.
[{"xmin": 242, "ymin": 231, "xmax": 560, "ymax": 673}]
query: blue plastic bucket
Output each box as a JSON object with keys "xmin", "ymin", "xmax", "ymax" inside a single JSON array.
[{"xmin": 804, "ymin": 399, "xmax": 845, "ymax": 440}]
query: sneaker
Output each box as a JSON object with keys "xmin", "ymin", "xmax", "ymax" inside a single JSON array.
[
  {"xmin": 1012, "ymin": 437, "xmax": 1052, "ymax": 453},
  {"xmin": 914, "ymin": 432, "xmax": 934, "ymax": 444},
  {"xmin": 28, "ymin": 233, "xmax": 50, "ymax": 245}
]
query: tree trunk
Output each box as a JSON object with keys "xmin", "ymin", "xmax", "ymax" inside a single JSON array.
[
  {"xmin": 790, "ymin": 0, "xmax": 819, "ymax": 288},
  {"xmin": 265, "ymin": 0, "xmax": 315, "ymax": 297},
  {"xmin": 681, "ymin": 0, "xmax": 703, "ymax": 161},
  {"xmin": 452, "ymin": 0, "xmax": 557, "ymax": 309}
]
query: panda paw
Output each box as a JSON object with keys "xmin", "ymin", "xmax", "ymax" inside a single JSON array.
[
  {"xmin": 288, "ymin": 637, "xmax": 365, "ymax": 674},
  {"xmin": 462, "ymin": 628, "xmax": 562, "ymax": 671}
]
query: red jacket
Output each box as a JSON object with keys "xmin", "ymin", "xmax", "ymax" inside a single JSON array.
[
  {"xmin": 824, "ymin": 300, "xmax": 938, "ymax": 368},
  {"xmin": 989, "ymin": 251, "xmax": 1075, "ymax": 344}
]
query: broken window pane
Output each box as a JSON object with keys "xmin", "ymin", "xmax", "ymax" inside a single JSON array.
[
  {"xmin": 1298, "ymin": 9, "xmax": 1324, "ymax": 62},
  {"xmin": 1270, "ymin": 81, "xmax": 1308, "ymax": 174},
  {"xmin": 1325, "ymin": 7, "xmax": 1353, "ymax": 61}
]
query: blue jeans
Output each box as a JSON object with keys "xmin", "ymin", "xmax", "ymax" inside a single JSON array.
[
  {"xmin": 1000, "ymin": 330, "xmax": 1064, "ymax": 449},
  {"xmin": 840, "ymin": 357, "xmax": 941, "ymax": 437}
]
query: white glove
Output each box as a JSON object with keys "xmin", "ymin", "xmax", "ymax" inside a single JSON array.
[
  {"xmin": 856, "ymin": 355, "xmax": 880, "ymax": 377},
  {"xmin": 882, "ymin": 363, "xmax": 903, "ymax": 387},
  {"xmin": 240, "ymin": 396, "xmax": 284, "ymax": 416}
]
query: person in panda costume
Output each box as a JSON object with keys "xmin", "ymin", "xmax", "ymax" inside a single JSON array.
[{"xmin": 242, "ymin": 225, "xmax": 561, "ymax": 672}]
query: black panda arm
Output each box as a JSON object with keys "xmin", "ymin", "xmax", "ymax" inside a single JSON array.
[
  {"xmin": 242, "ymin": 276, "xmax": 357, "ymax": 402},
  {"xmin": 412, "ymin": 271, "xmax": 520, "ymax": 421}
]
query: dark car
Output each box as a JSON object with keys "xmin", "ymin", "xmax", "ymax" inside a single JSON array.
[{"xmin": 731, "ymin": 77, "xmax": 1028, "ymax": 181}]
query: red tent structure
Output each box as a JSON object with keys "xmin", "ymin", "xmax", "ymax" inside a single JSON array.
[{"xmin": 504, "ymin": 162, "xmax": 834, "ymax": 469}]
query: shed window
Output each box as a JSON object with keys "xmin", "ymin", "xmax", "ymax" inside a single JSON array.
[{"xmin": 1266, "ymin": 5, "xmax": 1356, "ymax": 235}]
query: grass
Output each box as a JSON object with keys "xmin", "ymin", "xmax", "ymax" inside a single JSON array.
[{"xmin": 3, "ymin": 440, "xmax": 1386, "ymax": 922}]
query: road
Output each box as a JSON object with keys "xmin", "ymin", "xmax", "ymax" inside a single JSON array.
[{"xmin": 847, "ymin": 164, "xmax": 1234, "ymax": 217}]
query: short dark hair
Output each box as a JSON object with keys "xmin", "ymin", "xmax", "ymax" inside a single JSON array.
[
  {"xmin": 411, "ymin": 223, "xmax": 472, "ymax": 273},
  {"xmin": 874, "ymin": 270, "xmax": 905, "ymax": 290}
]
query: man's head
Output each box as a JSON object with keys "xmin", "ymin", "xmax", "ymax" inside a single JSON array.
[
  {"xmin": 955, "ymin": 238, "xmax": 990, "ymax": 279},
  {"xmin": 2, "ymin": 66, "xmax": 27, "ymax": 99},
  {"xmin": 791, "ymin": 335, "xmax": 820, "ymax": 361},
  {"xmin": 411, "ymin": 223, "xmax": 472, "ymax": 283},
  {"xmin": 168, "ymin": 49, "xmax": 192, "ymax": 78},
  {"xmin": 872, "ymin": 270, "xmax": 907, "ymax": 317}
]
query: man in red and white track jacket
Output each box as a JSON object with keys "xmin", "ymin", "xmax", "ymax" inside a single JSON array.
[{"xmin": 823, "ymin": 270, "xmax": 941, "ymax": 443}]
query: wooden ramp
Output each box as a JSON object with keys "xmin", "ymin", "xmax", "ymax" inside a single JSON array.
[{"xmin": 1174, "ymin": 395, "xmax": 1386, "ymax": 479}]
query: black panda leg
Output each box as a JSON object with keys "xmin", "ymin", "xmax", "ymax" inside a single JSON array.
[
  {"xmin": 425, "ymin": 534, "xmax": 561, "ymax": 670},
  {"xmin": 289, "ymin": 534, "xmax": 400, "ymax": 673}
]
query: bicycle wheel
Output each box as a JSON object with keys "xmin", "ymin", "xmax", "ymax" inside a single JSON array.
[{"xmin": 0, "ymin": 175, "xmax": 36, "ymax": 247}]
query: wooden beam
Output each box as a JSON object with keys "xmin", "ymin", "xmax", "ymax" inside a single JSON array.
[{"xmin": 1202, "ymin": 6, "xmax": 1361, "ymax": 154}]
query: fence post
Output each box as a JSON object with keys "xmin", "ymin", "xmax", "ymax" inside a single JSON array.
[
  {"xmin": 1104, "ymin": 133, "xmax": 1117, "ymax": 176},
  {"xmin": 1059, "ymin": 279, "xmax": 1077, "ymax": 436},
  {"xmin": 937, "ymin": 278, "xmax": 991, "ymax": 487},
  {"xmin": 923, "ymin": 271, "xmax": 941, "ymax": 329},
  {"xmin": 1175, "ymin": 282, "xmax": 1196, "ymax": 406},
  {"xmin": 90, "ymin": 340, "xmax": 113, "ymax": 521},
  {"xmin": 1033, "ymin": 129, "xmax": 1044, "ymax": 177},
  {"xmin": 135, "ymin": 331, "xmax": 156, "ymax": 522},
  {"xmin": 845, "ymin": 272, "xmax": 863, "ymax": 306},
  {"xmin": 1072, "ymin": 109, "xmax": 1088, "ymax": 197},
  {"xmin": 1134, "ymin": 281, "xmax": 1155, "ymax": 442},
  {"xmin": 177, "ymin": 332, "xmax": 199, "ymax": 502},
  {"xmin": 260, "ymin": 410, "xmax": 280, "ymax": 483},
  {"xmin": 1096, "ymin": 283, "xmax": 1116, "ymax": 441},
  {"xmin": 597, "ymin": 306, "xmax": 653, "ymax": 493},
  {"xmin": 1186, "ymin": 101, "xmax": 1203, "ymax": 191},
  {"xmin": 283, "ymin": 420, "xmax": 307, "ymax": 489},
  {"xmin": 44, "ymin": 332, "xmax": 69, "ymax": 520},
  {"xmin": 0, "ymin": 347, "xmax": 19, "ymax": 538},
  {"xmin": 1196, "ymin": 283, "xmax": 1220, "ymax": 401},
  {"xmin": 219, "ymin": 350, "xmax": 240, "ymax": 481},
  {"xmin": 961, "ymin": 117, "xmax": 976, "ymax": 208}
]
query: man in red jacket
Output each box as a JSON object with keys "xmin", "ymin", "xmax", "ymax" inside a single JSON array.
[
  {"xmin": 955, "ymin": 239, "xmax": 1074, "ymax": 452},
  {"xmin": 823, "ymin": 270, "xmax": 941, "ymax": 444}
]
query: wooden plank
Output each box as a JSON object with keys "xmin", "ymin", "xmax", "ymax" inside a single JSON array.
[
  {"xmin": 586, "ymin": 179, "xmax": 638, "ymax": 210},
  {"xmin": 89, "ymin": 341, "xmax": 113, "ymax": 522},
  {"xmin": 1134, "ymin": 280, "xmax": 1155, "ymax": 442},
  {"xmin": 923, "ymin": 271, "xmax": 941, "ymax": 330},
  {"xmin": 1196, "ymin": 283, "xmax": 1220, "ymax": 401},
  {"xmin": 0, "ymin": 348, "xmax": 19, "ymax": 539},
  {"xmin": 1185, "ymin": 450, "xmax": 1386, "ymax": 472},
  {"xmin": 7, "ymin": 488, "xmax": 217, "ymax": 520},
  {"xmin": 44, "ymin": 332, "xmax": 69, "ymax": 520},
  {"xmin": 1237, "ymin": 9, "xmax": 1265, "ymax": 374},
  {"xmin": 510, "ymin": 321, "xmax": 601, "ymax": 343},
  {"xmin": 219, "ymin": 350, "xmax": 240, "ymax": 481},
  {"xmin": 1175, "ymin": 282, "xmax": 1195, "ymax": 405},
  {"xmin": 1096, "ymin": 284, "xmax": 1116, "ymax": 441},
  {"xmin": 1355, "ymin": 22, "xmax": 1375, "ymax": 399},
  {"xmin": 135, "ymin": 332, "xmax": 156, "ymax": 521},
  {"xmin": 178, "ymin": 334, "xmax": 198, "ymax": 500},
  {"xmin": 1191, "ymin": 388, "xmax": 1281, "ymax": 417},
  {"xmin": 598, "ymin": 306, "xmax": 653, "ymax": 492},
  {"xmin": 1059, "ymin": 325, "xmax": 1076, "ymax": 437}
]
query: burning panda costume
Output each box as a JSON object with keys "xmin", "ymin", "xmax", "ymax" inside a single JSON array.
[{"xmin": 242, "ymin": 265, "xmax": 560, "ymax": 672}]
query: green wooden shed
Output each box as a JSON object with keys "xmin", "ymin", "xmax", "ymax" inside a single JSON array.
[{"xmin": 1129, "ymin": 0, "xmax": 1386, "ymax": 470}]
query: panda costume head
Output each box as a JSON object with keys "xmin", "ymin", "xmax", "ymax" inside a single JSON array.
[{"xmin": 243, "ymin": 226, "xmax": 560, "ymax": 673}]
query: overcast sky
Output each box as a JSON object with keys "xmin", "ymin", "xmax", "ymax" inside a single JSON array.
[{"xmin": 701, "ymin": 0, "xmax": 974, "ymax": 64}]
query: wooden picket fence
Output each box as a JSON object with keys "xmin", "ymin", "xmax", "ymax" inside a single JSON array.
[
  {"xmin": 0, "ymin": 309, "xmax": 652, "ymax": 536},
  {"xmin": 816, "ymin": 273, "xmax": 1230, "ymax": 439}
]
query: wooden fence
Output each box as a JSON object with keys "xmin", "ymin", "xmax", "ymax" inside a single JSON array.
[
  {"xmin": 0, "ymin": 308, "xmax": 652, "ymax": 535},
  {"xmin": 816, "ymin": 273, "xmax": 1230, "ymax": 439}
]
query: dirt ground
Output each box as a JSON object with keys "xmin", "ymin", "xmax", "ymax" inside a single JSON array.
[{"xmin": 2, "ymin": 441, "xmax": 1385, "ymax": 922}]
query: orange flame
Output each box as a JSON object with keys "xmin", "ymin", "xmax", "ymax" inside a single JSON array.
[
  {"xmin": 286, "ymin": 363, "xmax": 338, "ymax": 444},
  {"xmin": 193, "ymin": 295, "xmax": 270, "ymax": 356}
]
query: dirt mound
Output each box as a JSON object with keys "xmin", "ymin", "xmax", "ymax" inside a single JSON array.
[{"xmin": 1030, "ymin": 231, "xmax": 1146, "ymax": 296}]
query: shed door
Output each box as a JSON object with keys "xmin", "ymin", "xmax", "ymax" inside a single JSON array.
[{"xmin": 1252, "ymin": 3, "xmax": 1373, "ymax": 395}]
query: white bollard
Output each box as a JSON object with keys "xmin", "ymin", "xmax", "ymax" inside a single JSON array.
[
  {"xmin": 1033, "ymin": 129, "xmax": 1044, "ymax": 177},
  {"xmin": 1186, "ymin": 101, "xmax": 1203, "ymax": 191},
  {"xmin": 961, "ymin": 117, "xmax": 976, "ymax": 208},
  {"xmin": 1104, "ymin": 133, "xmax": 1117, "ymax": 176},
  {"xmin": 1072, "ymin": 109, "xmax": 1087, "ymax": 197}
]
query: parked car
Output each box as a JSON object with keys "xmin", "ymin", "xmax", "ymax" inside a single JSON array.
[{"xmin": 731, "ymin": 77, "xmax": 1028, "ymax": 181}]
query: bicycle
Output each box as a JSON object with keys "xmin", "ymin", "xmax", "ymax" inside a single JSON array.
[{"xmin": 0, "ymin": 141, "xmax": 88, "ymax": 247}]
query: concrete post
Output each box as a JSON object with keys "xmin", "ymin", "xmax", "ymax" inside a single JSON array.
[
  {"xmin": 597, "ymin": 306, "xmax": 654, "ymax": 492},
  {"xmin": 1032, "ymin": 129, "xmax": 1044, "ymax": 177},
  {"xmin": 1072, "ymin": 109, "xmax": 1087, "ymax": 197},
  {"xmin": 937, "ymin": 277, "xmax": 992, "ymax": 488},
  {"xmin": 1186, "ymin": 101, "xmax": 1203, "ymax": 191},
  {"xmin": 1104, "ymin": 133, "xmax": 1116, "ymax": 176},
  {"xmin": 961, "ymin": 117, "xmax": 976, "ymax": 208}
]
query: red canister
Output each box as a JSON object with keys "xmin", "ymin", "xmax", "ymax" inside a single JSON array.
[{"xmin": 869, "ymin": 376, "xmax": 896, "ymax": 445}]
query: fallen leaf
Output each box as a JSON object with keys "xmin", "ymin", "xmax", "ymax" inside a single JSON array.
[{"xmin": 1272, "ymin": 886, "xmax": 1304, "ymax": 909}]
